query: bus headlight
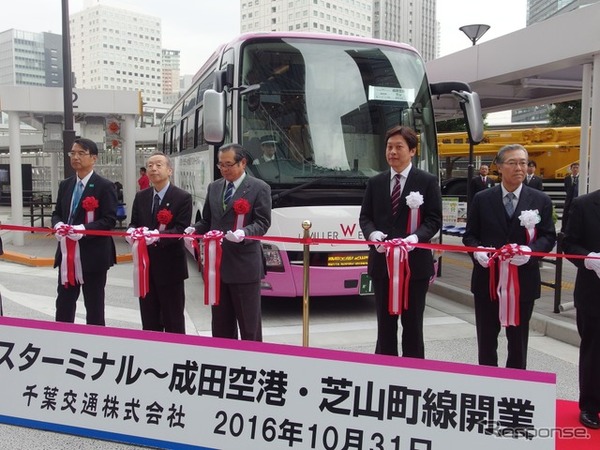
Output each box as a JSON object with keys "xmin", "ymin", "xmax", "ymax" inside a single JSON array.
[{"xmin": 262, "ymin": 243, "xmax": 284, "ymax": 272}]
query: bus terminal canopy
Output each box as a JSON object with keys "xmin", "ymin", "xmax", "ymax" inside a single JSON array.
[
  {"xmin": 426, "ymin": 2, "xmax": 599, "ymax": 119},
  {"xmin": 426, "ymin": 1, "xmax": 600, "ymax": 192}
]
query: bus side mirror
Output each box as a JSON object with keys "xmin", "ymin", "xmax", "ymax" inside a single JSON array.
[
  {"xmin": 214, "ymin": 64, "xmax": 234, "ymax": 93},
  {"xmin": 203, "ymin": 89, "xmax": 226, "ymax": 144},
  {"xmin": 455, "ymin": 90, "xmax": 483, "ymax": 144}
]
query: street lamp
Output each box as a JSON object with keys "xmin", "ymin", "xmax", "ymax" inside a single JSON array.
[
  {"xmin": 459, "ymin": 24, "xmax": 491, "ymax": 46},
  {"xmin": 459, "ymin": 24, "xmax": 490, "ymax": 211}
]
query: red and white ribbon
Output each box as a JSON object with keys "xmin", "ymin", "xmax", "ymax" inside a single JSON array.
[
  {"xmin": 203, "ymin": 230, "xmax": 224, "ymax": 306},
  {"xmin": 234, "ymin": 213, "xmax": 246, "ymax": 231},
  {"xmin": 407, "ymin": 207, "xmax": 420, "ymax": 234},
  {"xmin": 385, "ymin": 239, "xmax": 411, "ymax": 315},
  {"xmin": 60, "ymin": 233, "xmax": 84, "ymax": 287},
  {"xmin": 525, "ymin": 227, "xmax": 536, "ymax": 245},
  {"xmin": 489, "ymin": 244, "xmax": 521, "ymax": 327},
  {"xmin": 130, "ymin": 228, "xmax": 150, "ymax": 298}
]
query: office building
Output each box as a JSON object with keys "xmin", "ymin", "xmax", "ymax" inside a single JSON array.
[
  {"xmin": 162, "ymin": 49, "xmax": 181, "ymax": 105},
  {"xmin": 0, "ymin": 29, "xmax": 63, "ymax": 87},
  {"xmin": 241, "ymin": 0, "xmax": 372, "ymax": 37},
  {"xmin": 240, "ymin": 0, "xmax": 437, "ymax": 62},
  {"xmin": 70, "ymin": 3, "xmax": 163, "ymax": 103},
  {"xmin": 527, "ymin": 0, "xmax": 599, "ymax": 25},
  {"xmin": 373, "ymin": 0, "xmax": 437, "ymax": 61}
]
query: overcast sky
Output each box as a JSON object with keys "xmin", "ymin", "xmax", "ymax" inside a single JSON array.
[{"xmin": 0, "ymin": 0, "xmax": 526, "ymax": 75}]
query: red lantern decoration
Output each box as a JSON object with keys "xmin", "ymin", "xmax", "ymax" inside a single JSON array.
[{"xmin": 108, "ymin": 121, "xmax": 120, "ymax": 134}]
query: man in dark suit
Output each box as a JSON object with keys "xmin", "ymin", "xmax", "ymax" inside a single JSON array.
[
  {"xmin": 127, "ymin": 153, "xmax": 192, "ymax": 334},
  {"xmin": 563, "ymin": 189, "xmax": 600, "ymax": 429},
  {"xmin": 51, "ymin": 138, "xmax": 117, "ymax": 326},
  {"xmin": 190, "ymin": 143, "xmax": 271, "ymax": 341},
  {"xmin": 524, "ymin": 160, "xmax": 543, "ymax": 190},
  {"xmin": 468, "ymin": 164, "xmax": 495, "ymax": 203},
  {"xmin": 463, "ymin": 144, "xmax": 556, "ymax": 369},
  {"xmin": 359, "ymin": 126, "xmax": 442, "ymax": 358},
  {"xmin": 561, "ymin": 162, "xmax": 579, "ymax": 233}
]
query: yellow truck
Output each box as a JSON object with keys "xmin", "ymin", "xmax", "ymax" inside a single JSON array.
[{"xmin": 438, "ymin": 126, "xmax": 581, "ymax": 206}]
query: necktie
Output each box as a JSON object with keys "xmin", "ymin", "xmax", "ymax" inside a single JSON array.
[
  {"xmin": 504, "ymin": 192, "xmax": 516, "ymax": 217},
  {"xmin": 573, "ymin": 176, "xmax": 579, "ymax": 198},
  {"xmin": 224, "ymin": 182, "xmax": 234, "ymax": 208},
  {"xmin": 391, "ymin": 174, "xmax": 401, "ymax": 216},
  {"xmin": 69, "ymin": 181, "xmax": 84, "ymax": 223},
  {"xmin": 152, "ymin": 193, "xmax": 160, "ymax": 215},
  {"xmin": 482, "ymin": 176, "xmax": 486, "ymax": 184}
]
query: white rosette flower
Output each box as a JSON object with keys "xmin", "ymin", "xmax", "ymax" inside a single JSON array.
[
  {"xmin": 518, "ymin": 209, "xmax": 541, "ymax": 243},
  {"xmin": 405, "ymin": 191, "xmax": 424, "ymax": 233}
]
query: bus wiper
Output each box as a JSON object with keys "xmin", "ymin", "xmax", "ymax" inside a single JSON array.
[{"xmin": 272, "ymin": 178, "xmax": 325, "ymax": 205}]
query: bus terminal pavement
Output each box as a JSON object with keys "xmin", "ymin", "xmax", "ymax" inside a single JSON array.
[{"xmin": 0, "ymin": 211, "xmax": 583, "ymax": 449}]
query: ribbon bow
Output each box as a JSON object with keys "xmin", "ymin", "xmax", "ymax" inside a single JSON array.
[
  {"xmin": 385, "ymin": 238, "xmax": 412, "ymax": 315},
  {"xmin": 203, "ymin": 230, "xmax": 224, "ymax": 306},
  {"xmin": 489, "ymin": 244, "xmax": 522, "ymax": 326},
  {"xmin": 130, "ymin": 227, "xmax": 150, "ymax": 298},
  {"xmin": 56, "ymin": 224, "xmax": 84, "ymax": 287}
]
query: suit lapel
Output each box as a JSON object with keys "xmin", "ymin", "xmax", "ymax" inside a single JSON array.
[
  {"xmin": 155, "ymin": 185, "xmax": 175, "ymax": 228},
  {"xmin": 70, "ymin": 173, "xmax": 97, "ymax": 222},
  {"xmin": 215, "ymin": 179, "xmax": 228, "ymax": 218},
  {"xmin": 508, "ymin": 186, "xmax": 534, "ymax": 235},
  {"xmin": 140, "ymin": 189, "xmax": 154, "ymax": 226}
]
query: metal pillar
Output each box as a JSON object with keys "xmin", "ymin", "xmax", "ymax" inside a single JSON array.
[
  {"xmin": 8, "ymin": 112, "xmax": 24, "ymax": 246},
  {"xmin": 589, "ymin": 55, "xmax": 600, "ymax": 193},
  {"xmin": 580, "ymin": 63, "xmax": 592, "ymax": 195},
  {"xmin": 122, "ymin": 115, "xmax": 137, "ymax": 219}
]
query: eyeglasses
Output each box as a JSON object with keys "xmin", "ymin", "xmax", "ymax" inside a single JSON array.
[
  {"xmin": 68, "ymin": 151, "xmax": 91, "ymax": 158},
  {"xmin": 501, "ymin": 160, "xmax": 528, "ymax": 168},
  {"xmin": 216, "ymin": 162, "xmax": 239, "ymax": 169}
]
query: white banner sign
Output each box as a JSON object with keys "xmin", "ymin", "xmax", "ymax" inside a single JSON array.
[{"xmin": 0, "ymin": 317, "xmax": 555, "ymax": 449}]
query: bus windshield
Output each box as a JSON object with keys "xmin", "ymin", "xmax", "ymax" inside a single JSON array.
[{"xmin": 239, "ymin": 37, "xmax": 437, "ymax": 188}]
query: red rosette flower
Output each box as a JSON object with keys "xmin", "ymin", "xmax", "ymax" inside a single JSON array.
[
  {"xmin": 233, "ymin": 198, "xmax": 251, "ymax": 215},
  {"xmin": 81, "ymin": 196, "xmax": 99, "ymax": 212},
  {"xmin": 157, "ymin": 208, "xmax": 173, "ymax": 226}
]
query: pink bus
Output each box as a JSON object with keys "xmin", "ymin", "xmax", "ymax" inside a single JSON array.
[{"xmin": 159, "ymin": 32, "xmax": 482, "ymax": 298}]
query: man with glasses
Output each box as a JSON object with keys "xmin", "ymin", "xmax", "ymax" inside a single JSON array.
[
  {"xmin": 51, "ymin": 138, "xmax": 118, "ymax": 326},
  {"xmin": 188, "ymin": 143, "xmax": 271, "ymax": 341},
  {"xmin": 463, "ymin": 144, "xmax": 556, "ymax": 369}
]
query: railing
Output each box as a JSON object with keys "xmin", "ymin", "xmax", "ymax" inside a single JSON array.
[{"xmin": 24, "ymin": 191, "xmax": 54, "ymax": 230}]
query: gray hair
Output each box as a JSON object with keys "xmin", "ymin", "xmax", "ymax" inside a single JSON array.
[
  {"xmin": 148, "ymin": 152, "xmax": 173, "ymax": 169},
  {"xmin": 495, "ymin": 144, "xmax": 528, "ymax": 164}
]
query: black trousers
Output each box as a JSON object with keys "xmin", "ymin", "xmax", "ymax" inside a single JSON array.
[
  {"xmin": 56, "ymin": 271, "xmax": 108, "ymax": 326},
  {"xmin": 139, "ymin": 279, "xmax": 186, "ymax": 334},
  {"xmin": 577, "ymin": 310, "xmax": 600, "ymax": 413},
  {"xmin": 373, "ymin": 277, "xmax": 428, "ymax": 358},
  {"xmin": 474, "ymin": 295, "xmax": 535, "ymax": 369},
  {"xmin": 212, "ymin": 281, "xmax": 262, "ymax": 341}
]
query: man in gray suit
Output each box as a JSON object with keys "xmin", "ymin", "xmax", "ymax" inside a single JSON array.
[{"xmin": 190, "ymin": 143, "xmax": 271, "ymax": 341}]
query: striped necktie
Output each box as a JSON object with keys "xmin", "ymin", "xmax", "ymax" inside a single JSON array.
[
  {"xmin": 224, "ymin": 182, "xmax": 234, "ymax": 209},
  {"xmin": 391, "ymin": 174, "xmax": 401, "ymax": 216}
]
